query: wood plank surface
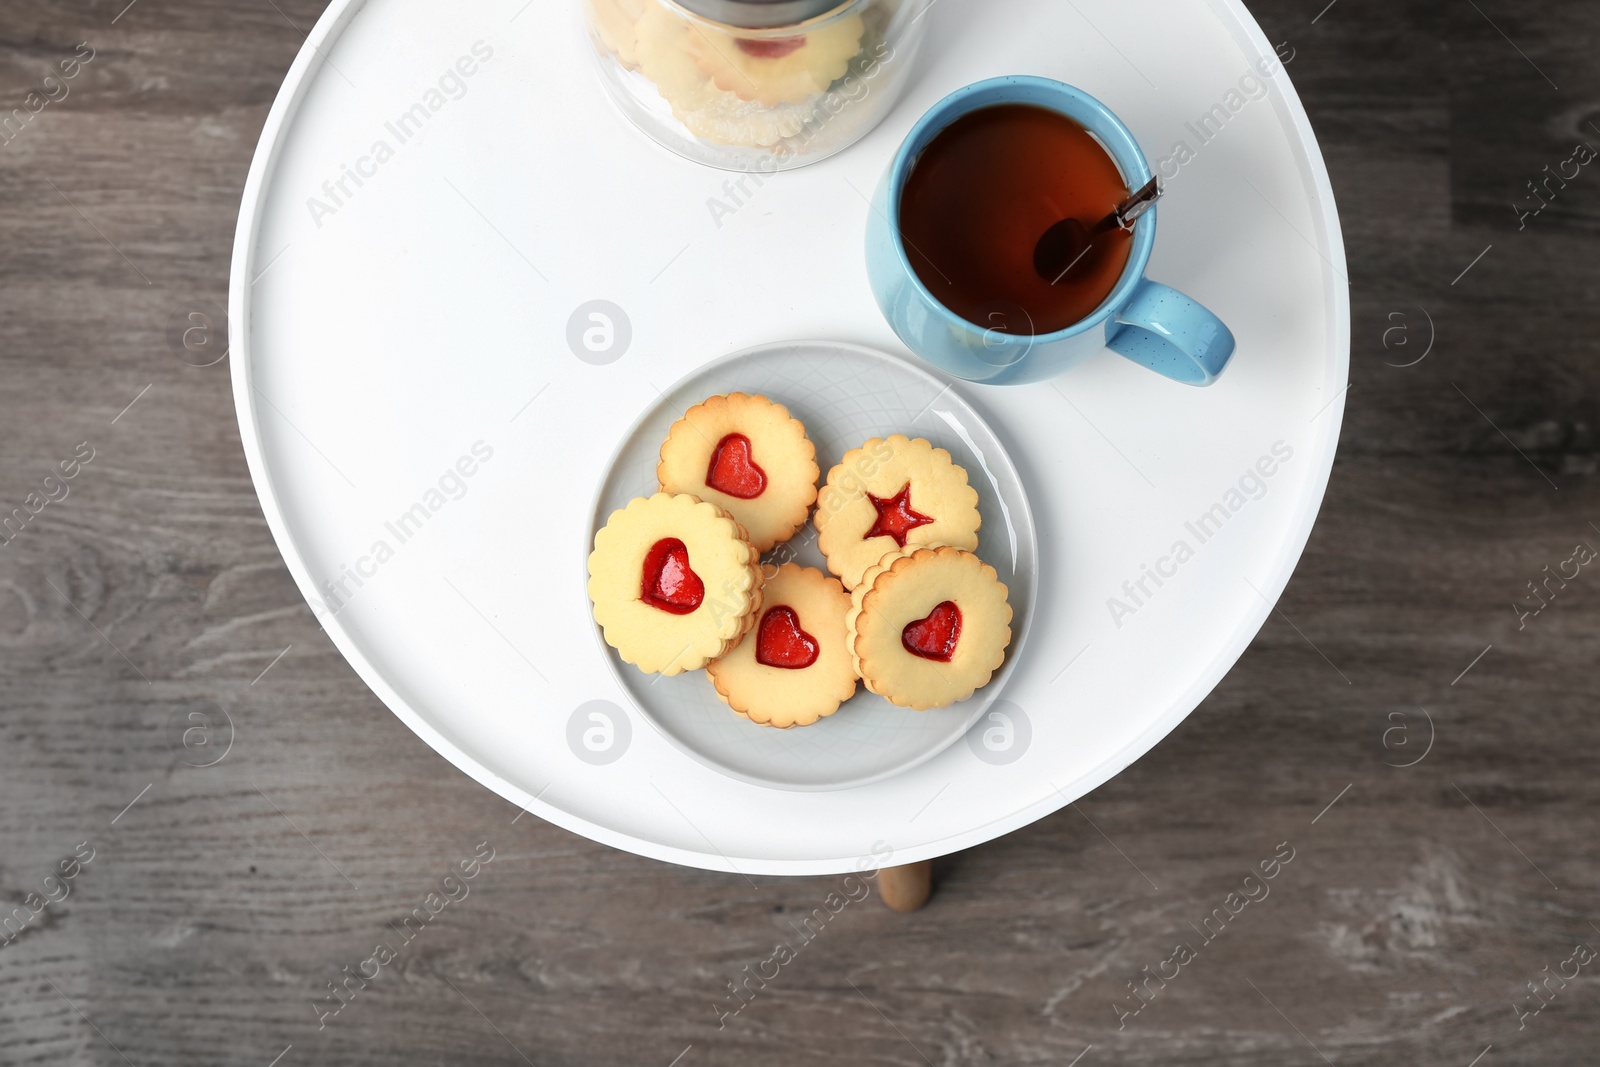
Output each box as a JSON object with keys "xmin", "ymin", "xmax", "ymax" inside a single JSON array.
[{"xmin": 3, "ymin": 0, "xmax": 1599, "ymax": 1064}]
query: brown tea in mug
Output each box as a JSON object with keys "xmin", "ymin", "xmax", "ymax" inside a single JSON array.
[{"xmin": 898, "ymin": 103, "xmax": 1134, "ymax": 335}]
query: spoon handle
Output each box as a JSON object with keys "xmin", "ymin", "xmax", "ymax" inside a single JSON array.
[{"xmin": 1114, "ymin": 176, "xmax": 1162, "ymax": 230}]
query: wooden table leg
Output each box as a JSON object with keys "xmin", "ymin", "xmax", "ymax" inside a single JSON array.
[{"xmin": 877, "ymin": 860, "xmax": 933, "ymax": 912}]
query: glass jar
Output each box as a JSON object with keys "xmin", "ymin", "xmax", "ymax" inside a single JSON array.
[{"xmin": 583, "ymin": 0, "xmax": 932, "ymax": 171}]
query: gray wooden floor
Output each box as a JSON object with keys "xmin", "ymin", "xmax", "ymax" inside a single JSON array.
[{"xmin": 3, "ymin": 0, "xmax": 1598, "ymax": 1064}]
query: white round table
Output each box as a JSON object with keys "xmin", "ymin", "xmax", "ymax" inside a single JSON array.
[{"xmin": 230, "ymin": 0, "xmax": 1348, "ymax": 875}]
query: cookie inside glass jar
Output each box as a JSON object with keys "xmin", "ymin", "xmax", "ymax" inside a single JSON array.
[
  {"xmin": 680, "ymin": 5, "xmax": 866, "ymax": 108},
  {"xmin": 583, "ymin": 0, "xmax": 934, "ymax": 170}
]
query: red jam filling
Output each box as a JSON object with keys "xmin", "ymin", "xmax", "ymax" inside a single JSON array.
[
  {"xmin": 640, "ymin": 538, "xmax": 704, "ymax": 615},
  {"xmin": 902, "ymin": 601, "xmax": 961, "ymax": 662},
  {"xmin": 706, "ymin": 433, "xmax": 767, "ymax": 500},
  {"xmin": 735, "ymin": 36, "xmax": 806, "ymax": 59},
  {"xmin": 755, "ymin": 606, "xmax": 819, "ymax": 669},
  {"xmin": 865, "ymin": 483, "xmax": 934, "ymax": 546}
]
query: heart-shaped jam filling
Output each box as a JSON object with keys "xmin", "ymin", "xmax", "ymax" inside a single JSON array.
[
  {"xmin": 902, "ymin": 601, "xmax": 961, "ymax": 662},
  {"xmin": 866, "ymin": 483, "xmax": 934, "ymax": 547},
  {"xmin": 735, "ymin": 35, "xmax": 806, "ymax": 59},
  {"xmin": 706, "ymin": 433, "xmax": 767, "ymax": 500},
  {"xmin": 640, "ymin": 538, "xmax": 704, "ymax": 615},
  {"xmin": 755, "ymin": 606, "xmax": 819, "ymax": 670}
]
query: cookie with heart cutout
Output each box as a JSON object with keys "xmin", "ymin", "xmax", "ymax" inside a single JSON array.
[
  {"xmin": 588, "ymin": 493, "xmax": 764, "ymax": 675},
  {"xmin": 846, "ymin": 545, "xmax": 1012, "ymax": 711},
  {"xmin": 681, "ymin": 5, "xmax": 866, "ymax": 107},
  {"xmin": 657, "ymin": 393, "xmax": 819, "ymax": 553},
  {"xmin": 631, "ymin": 1, "xmax": 839, "ymax": 148},
  {"xmin": 706, "ymin": 563, "xmax": 858, "ymax": 728},
  {"xmin": 815, "ymin": 434, "xmax": 981, "ymax": 590}
]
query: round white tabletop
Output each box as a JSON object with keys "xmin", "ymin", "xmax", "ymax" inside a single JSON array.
[{"xmin": 230, "ymin": 0, "xmax": 1348, "ymax": 875}]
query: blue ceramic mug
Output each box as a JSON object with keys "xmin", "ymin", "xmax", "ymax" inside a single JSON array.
[{"xmin": 865, "ymin": 76, "xmax": 1235, "ymax": 386}]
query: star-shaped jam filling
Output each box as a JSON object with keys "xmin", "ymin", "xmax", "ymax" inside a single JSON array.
[{"xmin": 865, "ymin": 483, "xmax": 933, "ymax": 547}]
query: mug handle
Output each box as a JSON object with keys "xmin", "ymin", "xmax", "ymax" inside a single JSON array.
[{"xmin": 1106, "ymin": 279, "xmax": 1235, "ymax": 386}]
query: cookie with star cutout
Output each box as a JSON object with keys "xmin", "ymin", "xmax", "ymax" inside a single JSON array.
[{"xmin": 814, "ymin": 435, "xmax": 981, "ymax": 589}]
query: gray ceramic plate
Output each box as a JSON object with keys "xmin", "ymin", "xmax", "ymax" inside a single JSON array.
[{"xmin": 589, "ymin": 340, "xmax": 1038, "ymax": 790}]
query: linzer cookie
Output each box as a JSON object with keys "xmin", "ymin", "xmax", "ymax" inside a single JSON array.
[
  {"xmin": 634, "ymin": 5, "xmax": 723, "ymax": 120},
  {"xmin": 657, "ymin": 392, "xmax": 819, "ymax": 553},
  {"xmin": 585, "ymin": 0, "xmax": 646, "ymax": 69},
  {"xmin": 632, "ymin": 4, "xmax": 818, "ymax": 148},
  {"xmin": 707, "ymin": 563, "xmax": 857, "ymax": 728},
  {"xmin": 847, "ymin": 545, "xmax": 1012, "ymax": 711},
  {"xmin": 815, "ymin": 434, "xmax": 980, "ymax": 589},
  {"xmin": 587, "ymin": 493, "xmax": 763, "ymax": 675},
  {"xmin": 683, "ymin": 11, "xmax": 866, "ymax": 107}
]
